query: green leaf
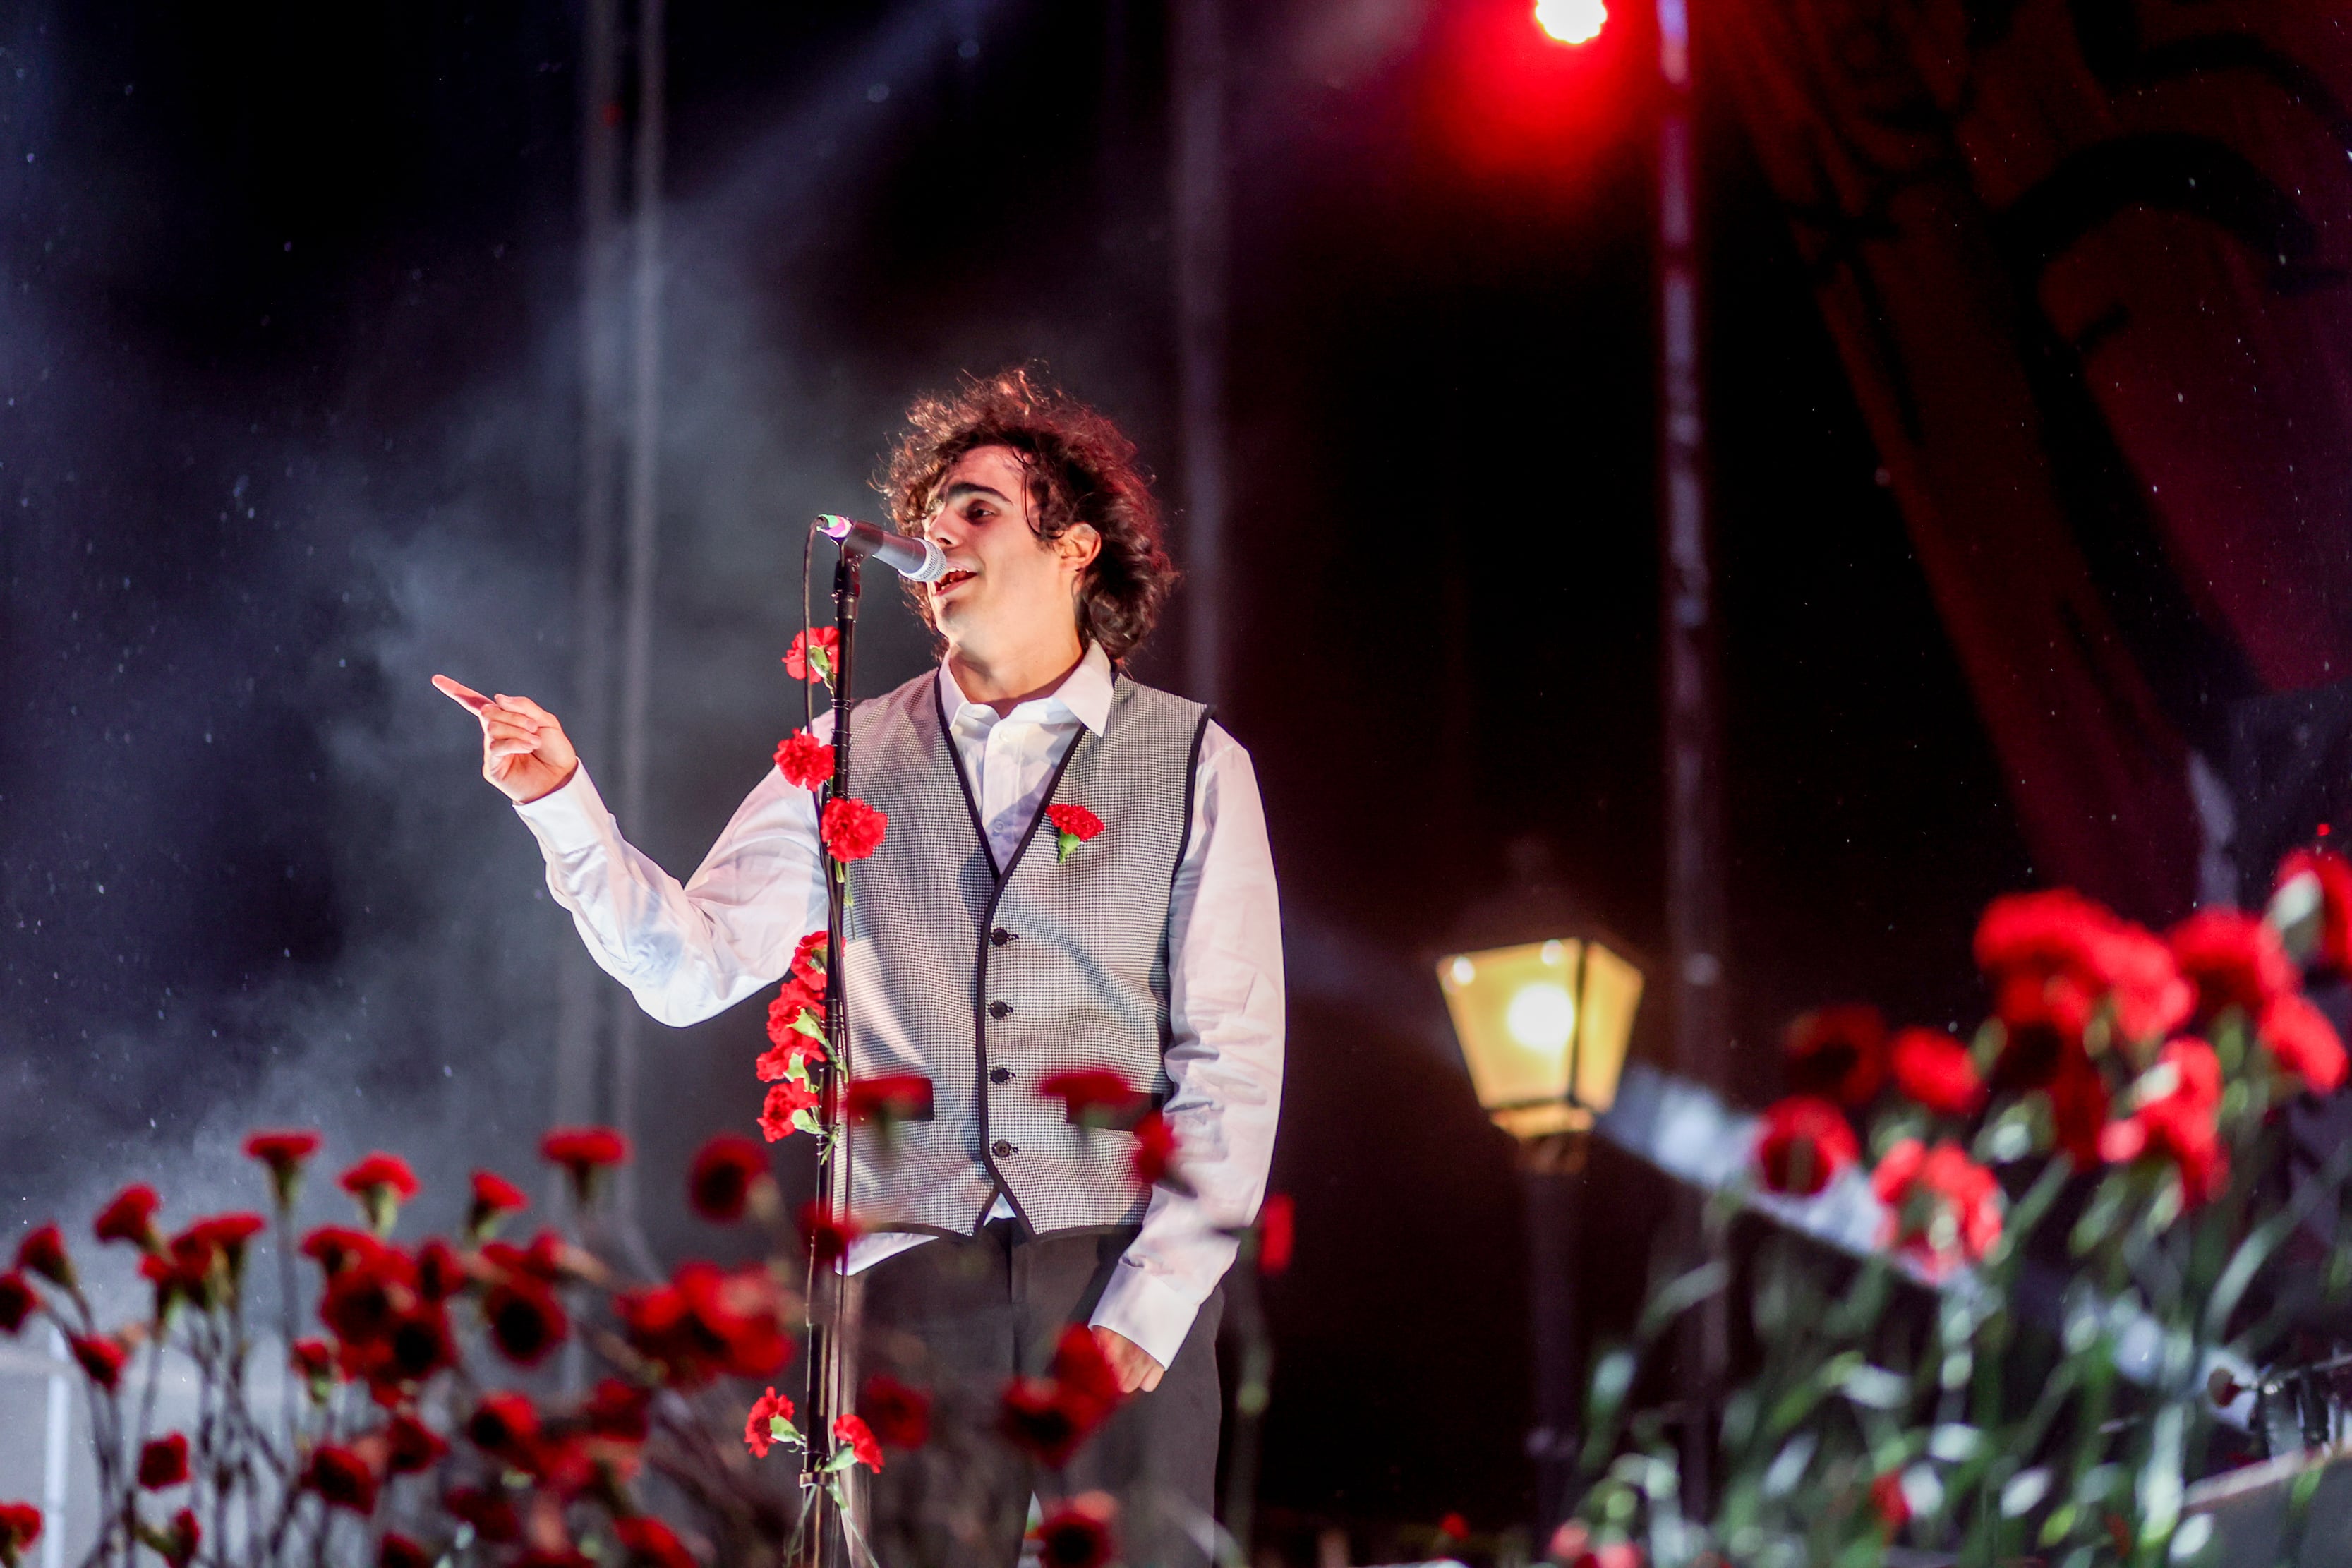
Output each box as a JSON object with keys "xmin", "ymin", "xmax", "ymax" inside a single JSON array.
[
  {"xmin": 771, "ymin": 1416, "xmax": 801, "ymax": 1444},
  {"xmin": 791, "ymin": 1107, "xmax": 824, "ymax": 1137},
  {"xmin": 1638, "ymin": 1261, "xmax": 1728, "ymax": 1340},
  {"xmin": 790, "ymin": 1007, "xmax": 824, "ymax": 1039}
]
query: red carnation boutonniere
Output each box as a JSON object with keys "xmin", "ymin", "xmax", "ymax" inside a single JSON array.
[
  {"xmin": 783, "ymin": 628, "xmax": 840, "ymax": 687},
  {"xmin": 1044, "ymin": 803, "xmax": 1104, "ymax": 865}
]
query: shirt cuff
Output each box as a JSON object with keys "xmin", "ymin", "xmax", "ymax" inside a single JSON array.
[
  {"xmin": 512, "ymin": 762, "xmax": 613, "ymax": 856},
  {"xmin": 1087, "ymin": 1258, "xmax": 1201, "ymax": 1370}
]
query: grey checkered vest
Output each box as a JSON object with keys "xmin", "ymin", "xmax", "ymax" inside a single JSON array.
[{"xmin": 839, "ymin": 669, "xmax": 1212, "ymax": 1237}]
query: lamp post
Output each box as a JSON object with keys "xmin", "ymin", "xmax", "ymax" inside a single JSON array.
[{"xmin": 1439, "ymin": 935, "xmax": 1645, "ymax": 1530}]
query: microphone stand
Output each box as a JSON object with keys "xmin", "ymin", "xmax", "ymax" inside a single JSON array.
[{"xmin": 800, "ymin": 547, "xmax": 859, "ymax": 1565}]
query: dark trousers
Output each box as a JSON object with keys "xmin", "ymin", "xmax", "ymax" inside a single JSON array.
[{"xmin": 851, "ymin": 1222, "xmax": 1224, "ymax": 1568}]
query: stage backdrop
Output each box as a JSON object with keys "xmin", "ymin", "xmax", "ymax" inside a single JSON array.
[{"xmin": 1714, "ymin": 0, "xmax": 2352, "ymax": 921}]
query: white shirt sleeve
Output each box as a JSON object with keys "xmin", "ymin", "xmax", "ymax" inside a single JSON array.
[
  {"xmin": 511, "ymin": 720, "xmax": 830, "ymax": 1029},
  {"xmin": 1087, "ymin": 724, "xmax": 1286, "ymax": 1367}
]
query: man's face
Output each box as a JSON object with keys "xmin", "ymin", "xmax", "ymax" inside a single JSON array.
[{"xmin": 922, "ymin": 444, "xmax": 1097, "ymax": 655}]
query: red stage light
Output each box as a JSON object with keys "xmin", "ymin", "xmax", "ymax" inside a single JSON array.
[{"xmin": 1534, "ymin": 0, "xmax": 1608, "ymax": 45}]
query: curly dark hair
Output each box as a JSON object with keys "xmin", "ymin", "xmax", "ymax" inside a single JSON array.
[{"xmin": 879, "ymin": 368, "xmax": 1176, "ymax": 663}]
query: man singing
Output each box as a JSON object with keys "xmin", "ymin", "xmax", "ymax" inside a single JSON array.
[{"xmin": 434, "ymin": 370, "xmax": 1284, "ymax": 1566}]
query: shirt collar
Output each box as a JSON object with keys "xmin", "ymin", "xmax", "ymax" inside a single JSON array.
[{"xmin": 937, "ymin": 641, "xmax": 1115, "ymax": 737}]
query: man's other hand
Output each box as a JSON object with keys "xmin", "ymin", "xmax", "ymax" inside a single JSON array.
[
  {"xmin": 433, "ymin": 675, "xmax": 579, "ymax": 804},
  {"xmin": 1092, "ymin": 1326, "xmax": 1165, "ymax": 1394}
]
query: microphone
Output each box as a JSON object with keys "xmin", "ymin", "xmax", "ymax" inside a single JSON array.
[{"xmin": 814, "ymin": 514, "xmax": 948, "ymax": 583}]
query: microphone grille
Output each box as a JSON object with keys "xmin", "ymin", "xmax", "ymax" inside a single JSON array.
[{"xmin": 906, "ymin": 536, "xmax": 949, "ymax": 584}]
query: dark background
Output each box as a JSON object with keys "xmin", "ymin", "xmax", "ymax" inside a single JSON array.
[{"xmin": 0, "ymin": 0, "xmax": 2034, "ymax": 1545}]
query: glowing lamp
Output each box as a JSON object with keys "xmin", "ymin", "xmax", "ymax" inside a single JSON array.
[
  {"xmin": 1533, "ymin": 0, "xmax": 1608, "ymax": 46},
  {"xmin": 1438, "ymin": 937, "xmax": 1644, "ymax": 1138}
]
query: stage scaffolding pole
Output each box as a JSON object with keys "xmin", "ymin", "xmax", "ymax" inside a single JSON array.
[
  {"xmin": 1171, "ymin": 0, "xmax": 1228, "ymax": 708},
  {"xmin": 1655, "ymin": 0, "xmax": 1732, "ymax": 1515}
]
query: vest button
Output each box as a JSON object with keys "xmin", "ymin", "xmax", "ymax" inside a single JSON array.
[
  {"xmin": 991, "ymin": 1139, "xmax": 1015, "ymax": 1158},
  {"xmin": 989, "ymin": 927, "xmax": 1016, "ymax": 947},
  {"xmin": 989, "ymin": 1066, "xmax": 1013, "ymax": 1084},
  {"xmin": 987, "ymin": 1000, "xmax": 1013, "ymax": 1020}
]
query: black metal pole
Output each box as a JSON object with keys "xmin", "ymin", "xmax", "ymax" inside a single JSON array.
[{"xmin": 802, "ymin": 551, "xmax": 860, "ymax": 1557}]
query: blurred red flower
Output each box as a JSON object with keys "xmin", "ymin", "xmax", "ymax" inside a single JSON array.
[
  {"xmin": 1888, "ymin": 1027, "xmax": 1987, "ymax": 1116},
  {"xmin": 290, "ymin": 1338, "xmax": 335, "ymax": 1389},
  {"xmin": 758, "ymin": 1079, "xmax": 821, "ymax": 1142},
  {"xmin": 483, "ymin": 1276, "xmax": 569, "ymax": 1366},
  {"xmin": 2099, "ymin": 1037, "xmax": 2228, "ymax": 1197},
  {"xmin": 383, "ymin": 1413, "xmax": 447, "ymax": 1475},
  {"xmin": 243, "ymin": 1129, "xmax": 323, "ymax": 1207},
  {"xmin": 299, "ymin": 1226, "xmax": 384, "ymax": 1278},
  {"xmin": 93, "ymin": 1185, "xmax": 162, "ymax": 1250},
  {"xmin": 1130, "ymin": 1110, "xmax": 1180, "ymax": 1188},
  {"xmin": 1038, "ymin": 1495, "xmax": 1116, "ymax": 1568},
  {"xmin": 379, "ymin": 1535, "xmax": 433, "ymax": 1568},
  {"xmin": 1038, "ymin": 1068, "xmax": 1141, "ymax": 1127},
  {"xmin": 860, "ymin": 1374, "xmax": 933, "ymax": 1449},
  {"xmin": 0, "ymin": 1274, "xmax": 32, "ymax": 1335},
  {"xmin": 465, "ymin": 1391, "xmax": 541, "ymax": 1468},
  {"xmin": 1257, "ymin": 1193, "xmax": 1296, "ymax": 1275},
  {"xmin": 614, "ymin": 1517, "xmax": 696, "ymax": 1568},
  {"xmin": 14, "ymin": 1226, "xmax": 71, "ymax": 1289},
  {"xmin": 1001, "ymin": 1327, "xmax": 1124, "ymax": 1468},
  {"xmin": 137, "ymin": 1433, "xmax": 188, "ymax": 1489},
  {"xmin": 2169, "ymin": 908, "xmax": 2296, "ymax": 1021},
  {"xmin": 744, "ymin": 1385, "xmax": 795, "ymax": 1459},
  {"xmin": 2278, "ymin": 848, "xmax": 2352, "ymax": 973},
  {"xmin": 301, "ymin": 1444, "xmax": 379, "ymax": 1514},
  {"xmin": 583, "ymin": 1379, "xmax": 653, "ymax": 1442},
  {"xmin": 847, "ymin": 1074, "xmax": 934, "ymax": 1124},
  {"xmin": 1438, "ymin": 1512, "xmax": 1470, "ymax": 1540},
  {"xmin": 1872, "ymin": 1140, "xmax": 2002, "ymax": 1273},
  {"xmin": 155, "ymin": 1508, "xmax": 199, "ymax": 1568},
  {"xmin": 339, "ymin": 1154, "xmax": 418, "ymax": 1202},
  {"xmin": 69, "ymin": 1334, "xmax": 126, "ymax": 1389},
  {"xmin": 0, "ymin": 1503, "xmax": 42, "ymax": 1562},
  {"xmin": 1871, "ymin": 1471, "xmax": 1911, "ymax": 1531},
  {"xmin": 1783, "ymin": 1004, "xmax": 1888, "ymax": 1105},
  {"xmin": 445, "ymin": 1488, "xmax": 520, "ymax": 1543},
  {"xmin": 1753, "ymin": 1097, "xmax": 1858, "ymax": 1197},
  {"xmin": 2257, "ymin": 993, "xmax": 2349, "ymax": 1094},
  {"xmin": 798, "ymin": 1202, "xmax": 864, "ymax": 1267},
  {"xmin": 1976, "ymin": 889, "xmax": 2191, "ymax": 1044},
  {"xmin": 833, "ymin": 1413, "xmax": 884, "ymax": 1472},
  {"xmin": 468, "ymin": 1171, "xmax": 530, "ymax": 1238},
  {"xmin": 688, "ymin": 1135, "xmax": 772, "ymax": 1222},
  {"xmin": 773, "ymin": 728, "xmax": 834, "ymax": 790},
  {"xmin": 783, "ymin": 627, "xmax": 838, "ymax": 684},
  {"xmin": 617, "ymin": 1262, "xmax": 791, "ymax": 1387},
  {"xmin": 541, "ymin": 1128, "xmax": 631, "ymax": 1203},
  {"xmin": 821, "ymin": 796, "xmax": 888, "ymax": 861}
]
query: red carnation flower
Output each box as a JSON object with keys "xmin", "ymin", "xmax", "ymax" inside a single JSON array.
[
  {"xmin": 0, "ymin": 1274, "xmax": 34, "ymax": 1336},
  {"xmin": 383, "ymin": 1413, "xmax": 447, "ymax": 1475},
  {"xmin": 0, "ymin": 1503, "xmax": 42, "ymax": 1563},
  {"xmin": 13, "ymin": 1226, "xmax": 71, "ymax": 1290},
  {"xmin": 1130, "ymin": 1109, "xmax": 1182, "ymax": 1190},
  {"xmin": 69, "ymin": 1334, "xmax": 126, "ymax": 1389},
  {"xmin": 2169, "ymin": 907, "xmax": 2296, "ymax": 1022},
  {"xmin": 466, "ymin": 1391, "xmax": 541, "ymax": 1465},
  {"xmin": 859, "ymin": 1374, "xmax": 932, "ymax": 1449},
  {"xmin": 1871, "ymin": 1471, "xmax": 1911, "ymax": 1531},
  {"xmin": 1753, "ymin": 1097, "xmax": 1858, "ymax": 1197},
  {"xmin": 798, "ymin": 1202, "xmax": 864, "ymax": 1267},
  {"xmin": 755, "ymin": 1032, "xmax": 828, "ymax": 1087},
  {"xmin": 445, "ymin": 1487, "xmax": 520, "ymax": 1543},
  {"xmin": 1783, "ymin": 1005, "xmax": 1888, "ymax": 1105},
  {"xmin": 2278, "ymin": 848, "xmax": 2352, "ymax": 974},
  {"xmin": 138, "ymin": 1433, "xmax": 189, "ymax": 1490},
  {"xmin": 1888, "ymin": 1027, "xmax": 1986, "ymax": 1116},
  {"xmin": 1439, "ymin": 1513, "xmax": 1471, "ymax": 1541},
  {"xmin": 483, "ymin": 1276, "xmax": 570, "ymax": 1366},
  {"xmin": 339, "ymin": 1153, "xmax": 419, "ymax": 1234},
  {"xmin": 290, "ymin": 1337, "xmax": 335, "ymax": 1389},
  {"xmin": 94, "ymin": 1185, "xmax": 162, "ymax": 1250},
  {"xmin": 467, "ymin": 1170, "xmax": 530, "ymax": 1240},
  {"xmin": 759, "ymin": 1079, "xmax": 821, "ymax": 1142},
  {"xmin": 153, "ymin": 1508, "xmax": 199, "ymax": 1568},
  {"xmin": 1872, "ymin": 1140, "xmax": 2003, "ymax": 1274},
  {"xmin": 299, "ymin": 1225, "xmax": 385, "ymax": 1278},
  {"xmin": 584, "ymin": 1378, "xmax": 653, "ymax": 1441},
  {"xmin": 1044, "ymin": 802, "xmax": 1105, "ymax": 864},
  {"xmin": 1038, "ymin": 1068, "xmax": 1142, "ymax": 1128},
  {"xmin": 687, "ymin": 1136, "xmax": 771, "ymax": 1224},
  {"xmin": 846, "ymin": 1073, "xmax": 934, "ymax": 1124},
  {"xmin": 1257, "ymin": 1193, "xmax": 1296, "ymax": 1276},
  {"xmin": 1038, "ymin": 1496, "xmax": 1117, "ymax": 1568},
  {"xmin": 617, "ymin": 1262, "xmax": 791, "ymax": 1388},
  {"xmin": 380, "ymin": 1535, "xmax": 434, "ymax": 1568},
  {"xmin": 820, "ymin": 796, "xmax": 888, "ymax": 862},
  {"xmin": 301, "ymin": 1444, "xmax": 379, "ymax": 1514},
  {"xmin": 1976, "ymin": 889, "xmax": 2192, "ymax": 1046},
  {"xmin": 773, "ymin": 728, "xmax": 835, "ymax": 791},
  {"xmin": 783, "ymin": 627, "xmax": 839, "ymax": 685},
  {"xmin": 764, "ymin": 977, "xmax": 827, "ymax": 1056},
  {"xmin": 790, "ymin": 929, "xmax": 829, "ymax": 983},
  {"xmin": 614, "ymin": 1517, "xmax": 697, "ymax": 1568},
  {"xmin": 541, "ymin": 1126, "xmax": 631, "ymax": 1205},
  {"xmin": 2258, "ymin": 993, "xmax": 2349, "ymax": 1094},
  {"xmin": 833, "ymin": 1412, "xmax": 884, "ymax": 1472},
  {"xmin": 1000, "ymin": 1328, "xmax": 1123, "ymax": 1468},
  {"xmin": 243, "ymin": 1129, "xmax": 323, "ymax": 1207},
  {"xmin": 744, "ymin": 1385, "xmax": 795, "ymax": 1458}
]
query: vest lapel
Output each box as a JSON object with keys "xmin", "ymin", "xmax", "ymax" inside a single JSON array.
[{"xmin": 930, "ymin": 674, "xmax": 1112, "ymax": 891}]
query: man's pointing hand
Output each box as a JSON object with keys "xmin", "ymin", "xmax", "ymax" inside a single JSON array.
[{"xmin": 433, "ymin": 675, "xmax": 579, "ymax": 804}]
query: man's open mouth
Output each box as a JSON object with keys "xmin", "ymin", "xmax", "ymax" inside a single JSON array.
[{"xmin": 934, "ymin": 569, "xmax": 976, "ymax": 591}]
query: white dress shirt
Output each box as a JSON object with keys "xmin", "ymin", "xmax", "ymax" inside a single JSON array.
[{"xmin": 511, "ymin": 641, "xmax": 1284, "ymax": 1366}]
